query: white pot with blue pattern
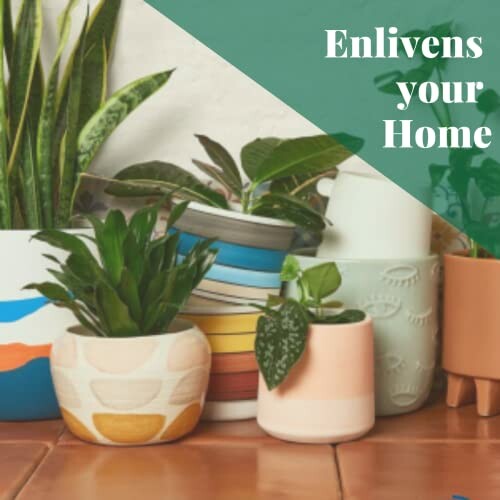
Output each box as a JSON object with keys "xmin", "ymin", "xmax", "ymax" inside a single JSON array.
[{"xmin": 0, "ymin": 230, "xmax": 90, "ymax": 421}]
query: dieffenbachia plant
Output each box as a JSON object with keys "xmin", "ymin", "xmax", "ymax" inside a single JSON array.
[
  {"xmin": 0, "ymin": 0, "xmax": 172, "ymax": 230},
  {"xmin": 26, "ymin": 199, "xmax": 218, "ymax": 338},
  {"xmin": 105, "ymin": 133, "xmax": 364, "ymax": 231},
  {"xmin": 255, "ymin": 256, "xmax": 366, "ymax": 390}
]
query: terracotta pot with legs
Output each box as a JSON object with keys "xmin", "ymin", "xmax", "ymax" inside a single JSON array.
[{"xmin": 443, "ymin": 253, "xmax": 500, "ymax": 417}]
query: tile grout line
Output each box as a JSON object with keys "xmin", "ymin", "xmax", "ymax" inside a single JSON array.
[
  {"xmin": 12, "ymin": 444, "xmax": 51, "ymax": 500},
  {"xmin": 332, "ymin": 446, "xmax": 344, "ymax": 500}
]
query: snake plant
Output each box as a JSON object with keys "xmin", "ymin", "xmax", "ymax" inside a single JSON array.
[
  {"xmin": 26, "ymin": 200, "xmax": 218, "ymax": 337},
  {"xmin": 105, "ymin": 133, "xmax": 364, "ymax": 231},
  {"xmin": 0, "ymin": 0, "xmax": 172, "ymax": 230}
]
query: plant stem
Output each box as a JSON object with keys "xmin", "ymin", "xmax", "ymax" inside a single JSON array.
[{"xmin": 470, "ymin": 239, "xmax": 480, "ymax": 258}]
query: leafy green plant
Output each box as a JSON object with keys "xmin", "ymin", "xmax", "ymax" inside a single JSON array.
[
  {"xmin": 375, "ymin": 21, "xmax": 500, "ymax": 258},
  {"xmin": 0, "ymin": 0, "xmax": 172, "ymax": 230},
  {"xmin": 255, "ymin": 255, "xmax": 366, "ymax": 390},
  {"xmin": 105, "ymin": 133, "xmax": 363, "ymax": 231},
  {"xmin": 25, "ymin": 200, "xmax": 218, "ymax": 337}
]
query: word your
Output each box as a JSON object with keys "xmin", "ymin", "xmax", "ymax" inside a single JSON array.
[
  {"xmin": 384, "ymin": 120, "xmax": 491, "ymax": 149},
  {"xmin": 325, "ymin": 27, "xmax": 482, "ymax": 59}
]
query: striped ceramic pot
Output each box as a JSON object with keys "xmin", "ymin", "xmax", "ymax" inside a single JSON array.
[
  {"xmin": 181, "ymin": 306, "xmax": 262, "ymax": 421},
  {"xmin": 172, "ymin": 202, "xmax": 295, "ymax": 306},
  {"xmin": 286, "ymin": 254, "xmax": 439, "ymax": 416},
  {"xmin": 51, "ymin": 320, "xmax": 210, "ymax": 446},
  {"xmin": 0, "ymin": 230, "xmax": 91, "ymax": 421}
]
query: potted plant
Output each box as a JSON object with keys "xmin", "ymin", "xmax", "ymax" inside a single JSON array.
[
  {"xmin": 26, "ymin": 201, "xmax": 216, "ymax": 445},
  {"xmin": 255, "ymin": 257, "xmax": 374, "ymax": 444},
  {"xmin": 106, "ymin": 133, "xmax": 364, "ymax": 305},
  {"xmin": 0, "ymin": 0, "xmax": 172, "ymax": 421}
]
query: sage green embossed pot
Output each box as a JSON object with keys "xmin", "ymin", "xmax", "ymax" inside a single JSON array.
[{"xmin": 286, "ymin": 254, "xmax": 439, "ymax": 416}]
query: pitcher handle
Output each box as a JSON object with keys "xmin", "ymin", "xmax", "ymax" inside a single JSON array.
[{"xmin": 317, "ymin": 177, "xmax": 335, "ymax": 198}]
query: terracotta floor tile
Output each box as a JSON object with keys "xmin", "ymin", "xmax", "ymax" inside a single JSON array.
[
  {"xmin": 338, "ymin": 441, "xmax": 500, "ymax": 500},
  {"xmin": 0, "ymin": 443, "xmax": 47, "ymax": 500},
  {"xmin": 59, "ymin": 419, "xmax": 273, "ymax": 447},
  {"xmin": 18, "ymin": 442, "xmax": 339, "ymax": 500},
  {"xmin": 0, "ymin": 420, "xmax": 64, "ymax": 445},
  {"xmin": 366, "ymin": 398, "xmax": 500, "ymax": 442}
]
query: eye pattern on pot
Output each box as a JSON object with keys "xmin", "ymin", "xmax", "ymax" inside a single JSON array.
[
  {"xmin": 51, "ymin": 327, "xmax": 211, "ymax": 446},
  {"xmin": 287, "ymin": 254, "xmax": 439, "ymax": 416}
]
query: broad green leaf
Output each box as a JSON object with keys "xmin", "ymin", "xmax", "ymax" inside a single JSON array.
[
  {"xmin": 280, "ymin": 255, "xmax": 301, "ymax": 281},
  {"xmin": 318, "ymin": 309, "xmax": 366, "ymax": 324},
  {"xmin": 167, "ymin": 201, "xmax": 189, "ymax": 229},
  {"xmin": 37, "ymin": 0, "xmax": 79, "ymax": 228},
  {"xmin": 98, "ymin": 210, "xmax": 128, "ymax": 286},
  {"xmin": 193, "ymin": 159, "xmax": 235, "ymax": 195},
  {"xmin": 106, "ymin": 161, "xmax": 229, "ymax": 208},
  {"xmin": 127, "ymin": 203, "xmax": 158, "ymax": 250},
  {"xmin": 255, "ymin": 299, "xmax": 309, "ymax": 390},
  {"xmin": 196, "ymin": 134, "xmax": 242, "ymax": 194},
  {"xmin": 77, "ymin": 71, "xmax": 173, "ymax": 175},
  {"xmin": 0, "ymin": 0, "xmax": 11, "ymax": 228},
  {"xmin": 241, "ymin": 137, "xmax": 281, "ymax": 181},
  {"xmin": 7, "ymin": 0, "xmax": 42, "ymax": 177},
  {"xmin": 302, "ymin": 262, "xmax": 341, "ymax": 304},
  {"xmin": 24, "ymin": 282, "xmax": 70, "ymax": 302},
  {"xmin": 250, "ymin": 134, "xmax": 364, "ymax": 185},
  {"xmin": 32, "ymin": 229, "xmax": 96, "ymax": 262},
  {"xmin": 95, "ymin": 280, "xmax": 140, "ymax": 337},
  {"xmin": 118, "ymin": 268, "xmax": 142, "ymax": 325},
  {"xmin": 251, "ymin": 193, "xmax": 325, "ymax": 231},
  {"xmin": 57, "ymin": 12, "xmax": 89, "ymax": 228}
]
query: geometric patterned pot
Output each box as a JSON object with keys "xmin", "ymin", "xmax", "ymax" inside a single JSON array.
[{"xmin": 52, "ymin": 320, "xmax": 210, "ymax": 446}]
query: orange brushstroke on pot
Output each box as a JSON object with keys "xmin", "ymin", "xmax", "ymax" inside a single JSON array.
[{"xmin": 0, "ymin": 343, "xmax": 52, "ymax": 372}]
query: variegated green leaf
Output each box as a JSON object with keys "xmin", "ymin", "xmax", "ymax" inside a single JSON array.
[{"xmin": 19, "ymin": 128, "xmax": 42, "ymax": 228}]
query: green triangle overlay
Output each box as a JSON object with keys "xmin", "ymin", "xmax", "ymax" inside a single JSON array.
[{"xmin": 146, "ymin": 0, "xmax": 500, "ymax": 256}]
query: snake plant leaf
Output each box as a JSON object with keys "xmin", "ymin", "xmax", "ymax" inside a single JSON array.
[
  {"xmin": 192, "ymin": 159, "xmax": 235, "ymax": 195},
  {"xmin": 302, "ymin": 262, "xmax": 342, "ymax": 305},
  {"xmin": 255, "ymin": 299, "xmax": 310, "ymax": 390},
  {"xmin": 195, "ymin": 134, "xmax": 242, "ymax": 194},
  {"xmin": 57, "ymin": 10, "xmax": 88, "ymax": 228},
  {"xmin": 3, "ymin": 0, "xmax": 13, "ymax": 69},
  {"xmin": 95, "ymin": 280, "xmax": 140, "ymax": 337},
  {"xmin": 241, "ymin": 137, "xmax": 281, "ymax": 182},
  {"xmin": 78, "ymin": 38, "xmax": 107, "ymax": 131},
  {"xmin": 77, "ymin": 71, "xmax": 173, "ymax": 175},
  {"xmin": 251, "ymin": 193, "xmax": 326, "ymax": 231},
  {"xmin": 37, "ymin": 0, "xmax": 79, "ymax": 228},
  {"xmin": 19, "ymin": 128, "xmax": 42, "ymax": 228},
  {"xmin": 250, "ymin": 134, "xmax": 365, "ymax": 185},
  {"xmin": 106, "ymin": 161, "xmax": 229, "ymax": 208},
  {"xmin": 7, "ymin": 0, "xmax": 42, "ymax": 177},
  {"xmin": 0, "ymin": 0, "xmax": 10, "ymax": 229}
]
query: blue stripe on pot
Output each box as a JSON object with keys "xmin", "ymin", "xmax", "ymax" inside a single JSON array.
[
  {"xmin": 0, "ymin": 297, "xmax": 49, "ymax": 323},
  {"xmin": 177, "ymin": 255, "xmax": 281, "ymax": 288},
  {"xmin": 170, "ymin": 229, "xmax": 287, "ymax": 272},
  {"xmin": 0, "ymin": 357, "xmax": 60, "ymax": 421}
]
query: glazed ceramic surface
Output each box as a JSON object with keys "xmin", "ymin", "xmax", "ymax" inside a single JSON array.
[
  {"xmin": 0, "ymin": 230, "xmax": 92, "ymax": 421},
  {"xmin": 51, "ymin": 320, "xmax": 210, "ymax": 446},
  {"xmin": 317, "ymin": 171, "xmax": 432, "ymax": 259},
  {"xmin": 258, "ymin": 319, "xmax": 375, "ymax": 444},
  {"xmin": 181, "ymin": 305, "xmax": 262, "ymax": 421},
  {"xmin": 172, "ymin": 202, "xmax": 294, "ymax": 305},
  {"xmin": 443, "ymin": 254, "xmax": 500, "ymax": 417},
  {"xmin": 287, "ymin": 254, "xmax": 439, "ymax": 416}
]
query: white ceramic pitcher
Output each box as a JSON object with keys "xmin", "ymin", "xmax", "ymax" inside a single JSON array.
[{"xmin": 317, "ymin": 170, "xmax": 432, "ymax": 259}]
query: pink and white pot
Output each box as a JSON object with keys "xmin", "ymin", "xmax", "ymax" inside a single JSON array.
[{"xmin": 257, "ymin": 318, "xmax": 375, "ymax": 444}]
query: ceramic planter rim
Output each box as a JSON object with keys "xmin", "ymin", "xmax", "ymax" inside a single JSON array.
[
  {"xmin": 178, "ymin": 200, "xmax": 296, "ymax": 228},
  {"xmin": 291, "ymin": 252, "xmax": 439, "ymax": 264},
  {"xmin": 182, "ymin": 304, "xmax": 260, "ymax": 315},
  {"xmin": 65, "ymin": 318, "xmax": 199, "ymax": 343}
]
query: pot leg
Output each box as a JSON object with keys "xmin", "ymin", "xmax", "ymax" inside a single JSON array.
[
  {"xmin": 446, "ymin": 373, "xmax": 476, "ymax": 408},
  {"xmin": 475, "ymin": 378, "xmax": 500, "ymax": 417}
]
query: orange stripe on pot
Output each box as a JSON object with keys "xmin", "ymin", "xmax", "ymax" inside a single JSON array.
[
  {"xmin": 211, "ymin": 352, "xmax": 258, "ymax": 374},
  {"xmin": 0, "ymin": 343, "xmax": 51, "ymax": 372},
  {"xmin": 207, "ymin": 371, "xmax": 259, "ymax": 401},
  {"xmin": 181, "ymin": 313, "xmax": 262, "ymax": 334}
]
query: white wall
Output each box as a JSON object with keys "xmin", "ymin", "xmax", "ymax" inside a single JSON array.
[{"xmin": 25, "ymin": 0, "xmax": 321, "ymax": 179}]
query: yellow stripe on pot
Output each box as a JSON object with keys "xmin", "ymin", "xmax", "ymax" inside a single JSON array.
[
  {"xmin": 207, "ymin": 333, "xmax": 256, "ymax": 354},
  {"xmin": 180, "ymin": 313, "xmax": 262, "ymax": 335}
]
